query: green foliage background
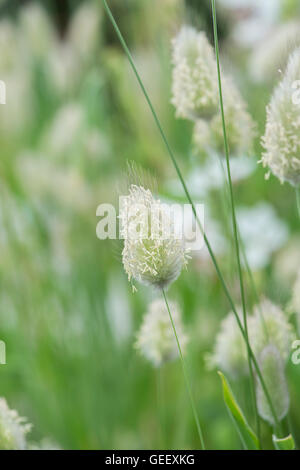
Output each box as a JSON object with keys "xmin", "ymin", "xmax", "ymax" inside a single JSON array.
[{"xmin": 0, "ymin": 0, "xmax": 299, "ymax": 449}]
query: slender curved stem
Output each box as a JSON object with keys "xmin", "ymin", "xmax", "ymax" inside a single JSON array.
[
  {"xmin": 211, "ymin": 0, "xmax": 260, "ymax": 444},
  {"xmin": 216, "ymin": 154, "xmax": 269, "ymax": 341},
  {"xmin": 296, "ymin": 188, "xmax": 300, "ymax": 218},
  {"xmin": 162, "ymin": 289, "xmax": 206, "ymax": 449},
  {"xmin": 102, "ymin": 0, "xmax": 282, "ymax": 435}
]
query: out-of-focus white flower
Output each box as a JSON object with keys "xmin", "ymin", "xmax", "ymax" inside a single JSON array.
[
  {"xmin": 47, "ymin": 42, "xmax": 80, "ymax": 95},
  {"xmin": 0, "ymin": 19, "xmax": 19, "ymax": 72},
  {"xmin": 43, "ymin": 103, "xmax": 85, "ymax": 158},
  {"xmin": 18, "ymin": 152, "xmax": 92, "ymax": 211},
  {"xmin": 48, "ymin": 216, "xmax": 70, "ymax": 277},
  {"xmin": 274, "ymin": 237, "xmax": 300, "ymax": 285},
  {"xmin": 83, "ymin": 129, "xmax": 110, "ymax": 161},
  {"xmin": 237, "ymin": 203, "xmax": 288, "ymax": 270},
  {"xmin": 261, "ymin": 48, "xmax": 300, "ymax": 187},
  {"xmin": 0, "ymin": 18, "xmax": 34, "ymax": 136},
  {"xmin": 256, "ymin": 345, "xmax": 290, "ymax": 426},
  {"xmin": 0, "ymin": 398, "xmax": 31, "ymax": 450},
  {"xmin": 249, "ymin": 21, "xmax": 300, "ymax": 84},
  {"xmin": 0, "ymin": 70, "xmax": 33, "ymax": 137},
  {"xmin": 29, "ymin": 438, "xmax": 61, "ymax": 450},
  {"xmin": 211, "ymin": 298, "xmax": 295, "ymax": 380},
  {"xmin": 168, "ymin": 155, "xmax": 256, "ymax": 199},
  {"xmin": 195, "ymin": 78, "xmax": 256, "ymax": 157},
  {"xmin": 120, "ymin": 185, "xmax": 189, "ymax": 290},
  {"xmin": 171, "ymin": 26, "xmax": 219, "ymax": 120},
  {"xmin": 220, "ymin": 0, "xmax": 281, "ymax": 47},
  {"xmin": 0, "ymin": 187, "xmax": 35, "ymax": 257},
  {"xmin": 135, "ymin": 299, "xmax": 188, "ymax": 367},
  {"xmin": 18, "ymin": 3, "xmax": 55, "ymax": 59},
  {"xmin": 250, "ymin": 299, "xmax": 295, "ymax": 363},
  {"xmin": 68, "ymin": 2, "xmax": 102, "ymax": 60},
  {"xmin": 0, "ymin": 293, "xmax": 18, "ymax": 330},
  {"xmin": 105, "ymin": 273, "xmax": 133, "ymax": 344},
  {"xmin": 209, "ymin": 312, "xmax": 248, "ymax": 379}
]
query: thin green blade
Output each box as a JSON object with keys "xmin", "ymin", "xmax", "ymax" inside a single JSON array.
[{"xmin": 218, "ymin": 371, "xmax": 259, "ymax": 450}]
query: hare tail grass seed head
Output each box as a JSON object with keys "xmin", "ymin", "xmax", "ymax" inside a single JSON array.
[
  {"xmin": 171, "ymin": 25, "xmax": 256, "ymax": 157},
  {"xmin": 211, "ymin": 299, "xmax": 295, "ymax": 380},
  {"xmin": 0, "ymin": 398, "xmax": 32, "ymax": 450},
  {"xmin": 250, "ymin": 299, "xmax": 295, "ymax": 363},
  {"xmin": 135, "ymin": 298, "xmax": 188, "ymax": 367},
  {"xmin": 209, "ymin": 311, "xmax": 248, "ymax": 379},
  {"xmin": 171, "ymin": 25, "xmax": 219, "ymax": 121},
  {"xmin": 256, "ymin": 345, "xmax": 290, "ymax": 427},
  {"xmin": 120, "ymin": 184, "xmax": 190, "ymax": 291},
  {"xmin": 261, "ymin": 47, "xmax": 300, "ymax": 187}
]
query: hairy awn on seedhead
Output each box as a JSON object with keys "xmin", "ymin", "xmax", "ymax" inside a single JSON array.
[
  {"xmin": 261, "ymin": 47, "xmax": 300, "ymax": 188},
  {"xmin": 120, "ymin": 184, "xmax": 190, "ymax": 291}
]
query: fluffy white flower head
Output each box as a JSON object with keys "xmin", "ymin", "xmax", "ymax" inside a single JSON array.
[
  {"xmin": 19, "ymin": 3, "xmax": 55, "ymax": 59},
  {"xmin": 120, "ymin": 185, "xmax": 189, "ymax": 290},
  {"xmin": 211, "ymin": 299, "xmax": 295, "ymax": 379},
  {"xmin": 210, "ymin": 78, "xmax": 256, "ymax": 156},
  {"xmin": 249, "ymin": 21, "xmax": 300, "ymax": 84},
  {"xmin": 135, "ymin": 299, "xmax": 188, "ymax": 367},
  {"xmin": 193, "ymin": 77, "xmax": 256, "ymax": 156},
  {"xmin": 0, "ymin": 398, "xmax": 32, "ymax": 450},
  {"xmin": 171, "ymin": 26, "xmax": 219, "ymax": 120},
  {"xmin": 249, "ymin": 299, "xmax": 295, "ymax": 363},
  {"xmin": 261, "ymin": 48, "xmax": 300, "ymax": 187},
  {"xmin": 210, "ymin": 312, "xmax": 248, "ymax": 379},
  {"xmin": 256, "ymin": 345, "xmax": 290, "ymax": 426}
]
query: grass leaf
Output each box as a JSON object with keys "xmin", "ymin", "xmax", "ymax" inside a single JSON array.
[{"xmin": 218, "ymin": 371, "xmax": 259, "ymax": 450}]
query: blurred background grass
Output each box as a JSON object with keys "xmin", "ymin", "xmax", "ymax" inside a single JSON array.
[{"xmin": 0, "ymin": 0, "xmax": 299, "ymax": 449}]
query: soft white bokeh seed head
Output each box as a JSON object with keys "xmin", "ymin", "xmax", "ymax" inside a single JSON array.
[
  {"xmin": 249, "ymin": 299, "xmax": 295, "ymax": 363},
  {"xmin": 256, "ymin": 345, "xmax": 290, "ymax": 426},
  {"xmin": 211, "ymin": 299, "xmax": 295, "ymax": 380},
  {"xmin": 209, "ymin": 77, "xmax": 256, "ymax": 156},
  {"xmin": 171, "ymin": 26, "xmax": 219, "ymax": 120},
  {"xmin": 0, "ymin": 398, "xmax": 31, "ymax": 450},
  {"xmin": 261, "ymin": 47, "xmax": 300, "ymax": 187},
  {"xmin": 210, "ymin": 312, "xmax": 248, "ymax": 379},
  {"xmin": 19, "ymin": 3, "xmax": 55, "ymax": 59},
  {"xmin": 68, "ymin": 2, "xmax": 102, "ymax": 60},
  {"xmin": 135, "ymin": 299, "xmax": 188, "ymax": 367},
  {"xmin": 249, "ymin": 21, "xmax": 300, "ymax": 84},
  {"xmin": 193, "ymin": 79, "xmax": 256, "ymax": 157},
  {"xmin": 120, "ymin": 185, "xmax": 189, "ymax": 290}
]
